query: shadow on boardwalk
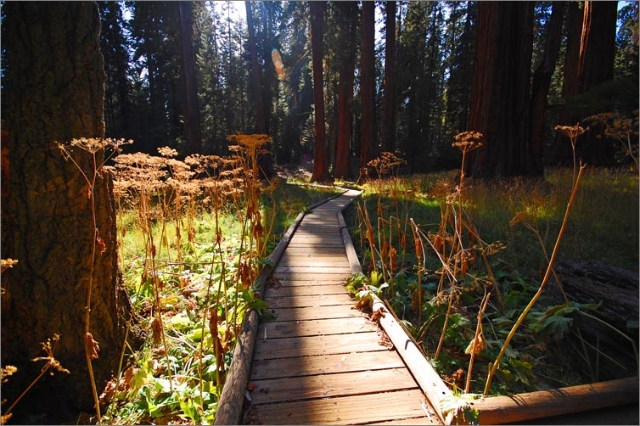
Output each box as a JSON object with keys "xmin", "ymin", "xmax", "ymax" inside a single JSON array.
[{"xmin": 242, "ymin": 189, "xmax": 440, "ymax": 425}]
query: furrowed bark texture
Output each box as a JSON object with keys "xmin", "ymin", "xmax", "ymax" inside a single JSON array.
[{"xmin": 1, "ymin": 2, "xmax": 132, "ymax": 421}]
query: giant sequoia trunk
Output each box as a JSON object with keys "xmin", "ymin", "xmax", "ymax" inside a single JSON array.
[
  {"xmin": 1, "ymin": 3, "xmax": 132, "ymax": 422},
  {"xmin": 465, "ymin": 2, "xmax": 539, "ymax": 179},
  {"xmin": 574, "ymin": 1, "xmax": 619, "ymax": 166},
  {"xmin": 529, "ymin": 2, "xmax": 565, "ymax": 175},
  {"xmin": 359, "ymin": 1, "xmax": 377, "ymax": 175}
]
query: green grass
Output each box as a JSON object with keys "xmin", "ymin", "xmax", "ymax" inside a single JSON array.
[{"xmin": 346, "ymin": 166, "xmax": 638, "ymax": 396}]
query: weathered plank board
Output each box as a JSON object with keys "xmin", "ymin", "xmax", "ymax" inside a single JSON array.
[
  {"xmin": 264, "ymin": 283, "xmax": 348, "ymax": 297},
  {"xmin": 276, "ymin": 256, "xmax": 348, "ymax": 267},
  {"xmin": 266, "ymin": 292, "xmax": 353, "ymax": 308},
  {"xmin": 273, "ymin": 265, "xmax": 353, "ymax": 274},
  {"xmin": 249, "ymin": 368, "xmax": 419, "ymax": 404},
  {"xmin": 246, "ymin": 389, "xmax": 438, "ymax": 425},
  {"xmin": 271, "ymin": 271, "xmax": 353, "ymax": 281},
  {"xmin": 258, "ymin": 316, "xmax": 377, "ymax": 339},
  {"xmin": 250, "ymin": 349, "xmax": 403, "ymax": 380},
  {"xmin": 252, "ymin": 331, "xmax": 387, "ymax": 360},
  {"xmin": 271, "ymin": 274, "xmax": 345, "ymax": 286},
  {"xmin": 267, "ymin": 305, "xmax": 361, "ymax": 321},
  {"xmin": 281, "ymin": 247, "xmax": 346, "ymax": 256}
]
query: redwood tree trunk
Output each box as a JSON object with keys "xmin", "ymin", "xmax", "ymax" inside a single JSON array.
[
  {"xmin": 553, "ymin": 1, "xmax": 585, "ymax": 165},
  {"xmin": 574, "ymin": 1, "xmax": 618, "ymax": 166},
  {"xmin": 359, "ymin": 1, "xmax": 377, "ymax": 177},
  {"xmin": 529, "ymin": 2, "xmax": 565, "ymax": 174},
  {"xmin": 334, "ymin": 2, "xmax": 358, "ymax": 180},
  {"xmin": 381, "ymin": 1, "xmax": 397, "ymax": 154},
  {"xmin": 1, "ymin": 2, "xmax": 132, "ymax": 421},
  {"xmin": 465, "ymin": 2, "xmax": 538, "ymax": 179},
  {"xmin": 310, "ymin": 1, "xmax": 331, "ymax": 183}
]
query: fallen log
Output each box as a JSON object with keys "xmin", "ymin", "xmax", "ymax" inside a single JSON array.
[{"xmin": 472, "ymin": 376, "xmax": 639, "ymax": 425}]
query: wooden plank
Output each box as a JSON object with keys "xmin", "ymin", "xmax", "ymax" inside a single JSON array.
[
  {"xmin": 283, "ymin": 247, "xmax": 346, "ymax": 256},
  {"xmin": 373, "ymin": 416, "xmax": 437, "ymax": 425},
  {"xmin": 274, "ymin": 265, "xmax": 352, "ymax": 274},
  {"xmin": 264, "ymin": 283, "xmax": 347, "ymax": 297},
  {"xmin": 250, "ymin": 349, "xmax": 404, "ymax": 380},
  {"xmin": 266, "ymin": 293, "xmax": 354, "ymax": 308},
  {"xmin": 271, "ymin": 271, "xmax": 352, "ymax": 281},
  {"xmin": 252, "ymin": 331, "xmax": 387, "ymax": 359},
  {"xmin": 276, "ymin": 257, "xmax": 348, "ymax": 267},
  {"xmin": 267, "ymin": 305, "xmax": 361, "ymax": 321},
  {"xmin": 249, "ymin": 368, "xmax": 419, "ymax": 404},
  {"xmin": 271, "ymin": 274, "xmax": 345, "ymax": 287},
  {"xmin": 258, "ymin": 317, "xmax": 377, "ymax": 339},
  {"xmin": 246, "ymin": 389, "xmax": 435, "ymax": 425}
]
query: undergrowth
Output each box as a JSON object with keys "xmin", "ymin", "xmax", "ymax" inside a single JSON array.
[{"xmin": 346, "ymin": 128, "xmax": 639, "ymax": 405}]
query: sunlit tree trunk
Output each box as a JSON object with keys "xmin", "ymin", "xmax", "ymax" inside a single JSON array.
[
  {"xmin": 1, "ymin": 2, "xmax": 132, "ymax": 422},
  {"xmin": 310, "ymin": 1, "xmax": 331, "ymax": 182}
]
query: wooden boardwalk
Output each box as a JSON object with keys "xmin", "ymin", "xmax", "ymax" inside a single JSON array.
[{"xmin": 242, "ymin": 190, "xmax": 440, "ymax": 425}]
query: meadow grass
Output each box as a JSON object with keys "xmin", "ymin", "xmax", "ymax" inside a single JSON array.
[{"xmin": 347, "ymin": 161, "xmax": 638, "ymax": 397}]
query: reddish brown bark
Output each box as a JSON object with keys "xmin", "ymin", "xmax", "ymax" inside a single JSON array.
[
  {"xmin": 465, "ymin": 2, "xmax": 538, "ymax": 179},
  {"xmin": 359, "ymin": 1, "xmax": 377, "ymax": 176}
]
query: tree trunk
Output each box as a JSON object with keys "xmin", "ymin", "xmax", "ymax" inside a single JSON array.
[
  {"xmin": 179, "ymin": 1, "xmax": 203, "ymax": 154},
  {"xmin": 1, "ymin": 2, "xmax": 133, "ymax": 422},
  {"xmin": 574, "ymin": 1, "xmax": 618, "ymax": 166},
  {"xmin": 529, "ymin": 2, "xmax": 565, "ymax": 175},
  {"xmin": 552, "ymin": 1, "xmax": 585, "ymax": 165},
  {"xmin": 466, "ymin": 2, "xmax": 539, "ymax": 179},
  {"xmin": 245, "ymin": 1, "xmax": 274, "ymax": 178},
  {"xmin": 381, "ymin": 1, "xmax": 397, "ymax": 154},
  {"xmin": 334, "ymin": 2, "xmax": 358, "ymax": 180},
  {"xmin": 246, "ymin": 1, "xmax": 266, "ymax": 134},
  {"xmin": 359, "ymin": 1, "xmax": 377, "ymax": 177},
  {"xmin": 310, "ymin": 1, "xmax": 331, "ymax": 183}
]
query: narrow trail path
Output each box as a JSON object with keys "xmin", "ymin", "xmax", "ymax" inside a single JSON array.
[{"xmin": 242, "ymin": 189, "xmax": 440, "ymax": 425}]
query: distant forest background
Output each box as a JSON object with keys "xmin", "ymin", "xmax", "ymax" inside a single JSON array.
[{"xmin": 94, "ymin": 1, "xmax": 639, "ymax": 179}]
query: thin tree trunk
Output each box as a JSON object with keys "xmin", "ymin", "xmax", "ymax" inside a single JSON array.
[
  {"xmin": 246, "ymin": 1, "xmax": 266, "ymax": 133},
  {"xmin": 179, "ymin": 1, "xmax": 203, "ymax": 154},
  {"xmin": 1, "ymin": 2, "xmax": 133, "ymax": 421}
]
